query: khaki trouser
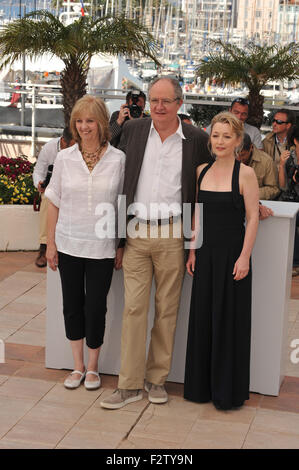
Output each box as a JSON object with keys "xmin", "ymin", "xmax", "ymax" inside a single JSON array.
[
  {"xmin": 39, "ymin": 193, "xmax": 49, "ymax": 245},
  {"xmin": 118, "ymin": 221, "xmax": 185, "ymax": 390}
]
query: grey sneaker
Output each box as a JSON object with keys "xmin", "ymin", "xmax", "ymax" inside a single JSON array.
[
  {"xmin": 100, "ymin": 389, "xmax": 143, "ymax": 409},
  {"xmin": 145, "ymin": 380, "xmax": 168, "ymax": 404}
]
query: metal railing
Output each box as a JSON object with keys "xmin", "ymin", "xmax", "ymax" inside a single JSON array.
[
  {"xmin": 1, "ymin": 81, "xmax": 298, "ymax": 158},
  {"xmin": 1, "ymin": 82, "xmax": 63, "ymax": 157}
]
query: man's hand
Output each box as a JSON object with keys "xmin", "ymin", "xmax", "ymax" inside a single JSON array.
[
  {"xmin": 259, "ymin": 204, "xmax": 274, "ymax": 220},
  {"xmin": 280, "ymin": 150, "xmax": 290, "ymax": 168},
  {"xmin": 186, "ymin": 250, "xmax": 196, "ymax": 276},
  {"xmin": 114, "ymin": 247, "xmax": 124, "ymax": 270},
  {"xmin": 116, "ymin": 104, "xmax": 131, "ymax": 126},
  {"xmin": 37, "ymin": 181, "xmax": 45, "ymax": 193}
]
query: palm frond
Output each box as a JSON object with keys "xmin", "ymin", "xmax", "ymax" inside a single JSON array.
[
  {"xmin": 0, "ymin": 11, "xmax": 159, "ymax": 125},
  {"xmin": 196, "ymin": 40, "xmax": 299, "ymax": 128},
  {"xmin": 0, "ymin": 12, "xmax": 159, "ymax": 69},
  {"xmin": 197, "ymin": 40, "xmax": 299, "ymax": 90}
]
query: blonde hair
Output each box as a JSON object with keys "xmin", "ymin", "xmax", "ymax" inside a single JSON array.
[
  {"xmin": 209, "ymin": 112, "xmax": 244, "ymax": 156},
  {"xmin": 70, "ymin": 95, "xmax": 111, "ymax": 145}
]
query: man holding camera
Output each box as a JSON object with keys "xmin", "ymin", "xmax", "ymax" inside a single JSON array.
[
  {"xmin": 33, "ymin": 127, "xmax": 74, "ymax": 267},
  {"xmin": 277, "ymin": 125, "xmax": 299, "ymax": 275},
  {"xmin": 109, "ymin": 90, "xmax": 148, "ymax": 148},
  {"xmin": 262, "ymin": 109, "xmax": 296, "ymax": 171}
]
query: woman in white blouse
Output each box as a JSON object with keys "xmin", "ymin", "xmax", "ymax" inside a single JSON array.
[{"xmin": 46, "ymin": 95, "xmax": 125, "ymax": 390}]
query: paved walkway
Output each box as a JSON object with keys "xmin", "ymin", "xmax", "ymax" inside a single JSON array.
[{"xmin": 0, "ymin": 251, "xmax": 299, "ymax": 449}]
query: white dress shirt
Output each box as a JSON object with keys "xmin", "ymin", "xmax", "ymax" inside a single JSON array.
[
  {"xmin": 45, "ymin": 143, "xmax": 125, "ymax": 259},
  {"xmin": 130, "ymin": 119, "xmax": 184, "ymax": 220},
  {"xmin": 33, "ymin": 137, "xmax": 61, "ymax": 187},
  {"xmin": 243, "ymin": 122, "xmax": 263, "ymax": 149}
]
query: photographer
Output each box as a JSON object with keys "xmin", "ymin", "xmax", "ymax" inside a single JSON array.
[
  {"xmin": 278, "ymin": 126, "xmax": 299, "ymax": 201},
  {"xmin": 237, "ymin": 133, "xmax": 280, "ymax": 201},
  {"xmin": 278, "ymin": 125, "xmax": 299, "ymax": 275},
  {"xmin": 33, "ymin": 127, "xmax": 74, "ymax": 267},
  {"xmin": 109, "ymin": 89, "xmax": 147, "ymax": 148}
]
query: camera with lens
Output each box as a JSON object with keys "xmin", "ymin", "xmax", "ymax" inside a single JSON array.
[
  {"xmin": 292, "ymin": 164, "xmax": 299, "ymax": 184},
  {"xmin": 125, "ymin": 90, "xmax": 143, "ymax": 120},
  {"xmin": 280, "ymin": 163, "xmax": 299, "ymax": 202},
  {"xmin": 40, "ymin": 165, "xmax": 53, "ymax": 189},
  {"xmin": 280, "ymin": 188, "xmax": 298, "ymax": 202}
]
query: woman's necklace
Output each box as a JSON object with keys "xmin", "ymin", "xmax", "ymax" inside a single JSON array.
[
  {"xmin": 81, "ymin": 145, "xmax": 100, "ymax": 158},
  {"xmin": 81, "ymin": 141, "xmax": 107, "ymax": 172}
]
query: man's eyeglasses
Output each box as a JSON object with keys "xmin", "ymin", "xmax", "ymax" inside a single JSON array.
[
  {"xmin": 231, "ymin": 97, "xmax": 249, "ymax": 106},
  {"xmin": 149, "ymin": 98, "xmax": 180, "ymax": 106},
  {"xmin": 272, "ymin": 119, "xmax": 288, "ymax": 125}
]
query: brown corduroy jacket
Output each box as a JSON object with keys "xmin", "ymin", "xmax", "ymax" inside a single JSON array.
[
  {"xmin": 262, "ymin": 132, "xmax": 276, "ymax": 159},
  {"xmin": 249, "ymin": 146, "xmax": 281, "ymax": 200}
]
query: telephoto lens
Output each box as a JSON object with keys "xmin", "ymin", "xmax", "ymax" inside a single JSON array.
[{"xmin": 41, "ymin": 165, "xmax": 53, "ymax": 188}]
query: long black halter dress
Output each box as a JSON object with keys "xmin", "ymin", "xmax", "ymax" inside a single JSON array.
[{"xmin": 184, "ymin": 159, "xmax": 252, "ymax": 410}]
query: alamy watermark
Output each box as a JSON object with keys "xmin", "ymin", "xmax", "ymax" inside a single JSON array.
[
  {"xmin": 94, "ymin": 197, "xmax": 203, "ymax": 249},
  {"xmin": 290, "ymin": 339, "xmax": 299, "ymax": 365},
  {"xmin": 0, "ymin": 339, "xmax": 4, "ymax": 363}
]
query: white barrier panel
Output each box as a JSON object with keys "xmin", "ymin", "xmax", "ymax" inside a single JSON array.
[
  {"xmin": 46, "ymin": 200, "xmax": 299, "ymax": 396},
  {"xmin": 0, "ymin": 205, "xmax": 39, "ymax": 251},
  {"xmin": 249, "ymin": 200, "xmax": 298, "ymax": 395}
]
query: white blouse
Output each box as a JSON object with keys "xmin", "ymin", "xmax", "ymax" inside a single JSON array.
[{"xmin": 45, "ymin": 143, "xmax": 125, "ymax": 259}]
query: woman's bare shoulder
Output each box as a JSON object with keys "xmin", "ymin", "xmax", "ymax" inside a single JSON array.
[
  {"xmin": 239, "ymin": 162, "xmax": 256, "ymax": 180},
  {"xmin": 196, "ymin": 162, "xmax": 210, "ymax": 177},
  {"xmin": 239, "ymin": 161, "xmax": 259, "ymax": 196}
]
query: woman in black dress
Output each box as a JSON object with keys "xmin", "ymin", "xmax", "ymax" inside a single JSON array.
[{"xmin": 184, "ymin": 112, "xmax": 259, "ymax": 410}]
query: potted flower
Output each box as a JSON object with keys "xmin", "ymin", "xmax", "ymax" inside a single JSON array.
[
  {"xmin": 0, "ymin": 155, "xmax": 40, "ymax": 251},
  {"xmin": 0, "ymin": 155, "xmax": 38, "ymax": 204}
]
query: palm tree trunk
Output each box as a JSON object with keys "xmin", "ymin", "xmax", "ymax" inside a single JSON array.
[
  {"xmin": 60, "ymin": 58, "xmax": 89, "ymax": 126},
  {"xmin": 247, "ymin": 90, "xmax": 264, "ymax": 130}
]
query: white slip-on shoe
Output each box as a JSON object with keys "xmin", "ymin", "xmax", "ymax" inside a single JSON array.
[
  {"xmin": 64, "ymin": 370, "xmax": 86, "ymax": 389},
  {"xmin": 84, "ymin": 371, "xmax": 101, "ymax": 390}
]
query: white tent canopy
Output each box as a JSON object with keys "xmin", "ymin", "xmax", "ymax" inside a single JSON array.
[{"xmin": 8, "ymin": 53, "xmax": 143, "ymax": 91}]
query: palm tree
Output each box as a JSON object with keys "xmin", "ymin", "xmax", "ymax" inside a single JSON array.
[
  {"xmin": 196, "ymin": 40, "xmax": 299, "ymax": 128},
  {"xmin": 0, "ymin": 10, "xmax": 158, "ymax": 125}
]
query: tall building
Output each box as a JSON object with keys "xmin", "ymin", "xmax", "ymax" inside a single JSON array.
[
  {"xmin": 277, "ymin": 0, "xmax": 299, "ymax": 43},
  {"xmin": 236, "ymin": 0, "xmax": 280, "ymax": 44},
  {"xmin": 181, "ymin": 0, "xmax": 237, "ymax": 39},
  {"xmin": 0, "ymin": 1, "xmax": 54, "ymax": 20}
]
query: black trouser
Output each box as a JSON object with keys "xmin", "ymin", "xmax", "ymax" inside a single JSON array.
[{"xmin": 58, "ymin": 252, "xmax": 114, "ymax": 349}]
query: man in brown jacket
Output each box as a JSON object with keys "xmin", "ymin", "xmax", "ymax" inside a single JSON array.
[
  {"xmin": 238, "ymin": 134, "xmax": 280, "ymax": 200},
  {"xmin": 262, "ymin": 109, "xmax": 296, "ymax": 171},
  {"xmin": 101, "ymin": 77, "xmax": 211, "ymax": 410}
]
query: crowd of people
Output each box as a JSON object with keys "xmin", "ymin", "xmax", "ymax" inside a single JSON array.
[{"xmin": 32, "ymin": 77, "xmax": 298, "ymax": 411}]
